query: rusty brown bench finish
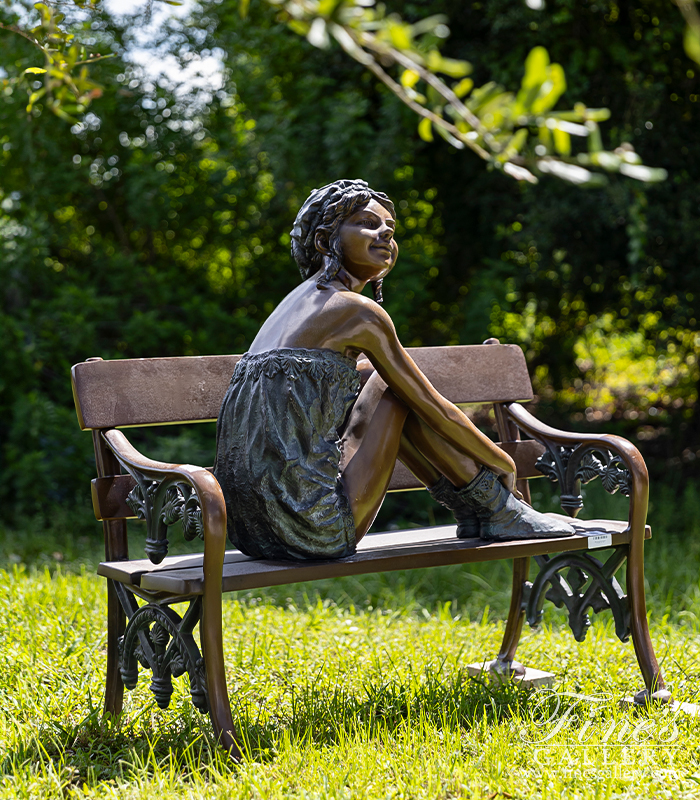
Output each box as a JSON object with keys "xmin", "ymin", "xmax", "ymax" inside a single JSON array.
[{"xmin": 72, "ymin": 342, "xmax": 665, "ymax": 758}]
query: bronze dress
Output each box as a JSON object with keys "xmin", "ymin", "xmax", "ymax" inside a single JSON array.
[{"xmin": 213, "ymin": 348, "xmax": 361, "ymax": 560}]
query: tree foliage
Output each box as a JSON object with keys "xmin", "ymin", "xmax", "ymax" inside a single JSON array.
[
  {"xmin": 3, "ymin": 0, "xmax": 668, "ymax": 184},
  {"xmin": 0, "ymin": 0, "xmax": 111, "ymax": 122},
  {"xmin": 1, "ymin": 0, "xmax": 699, "ymax": 520}
]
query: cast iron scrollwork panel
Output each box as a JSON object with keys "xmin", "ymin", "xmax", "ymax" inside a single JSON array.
[
  {"xmin": 125, "ymin": 478, "xmax": 204, "ymax": 563},
  {"xmin": 524, "ymin": 548, "xmax": 630, "ymax": 643},
  {"xmin": 117, "ymin": 596, "xmax": 208, "ymax": 713},
  {"xmin": 535, "ymin": 444, "xmax": 631, "ymax": 517}
]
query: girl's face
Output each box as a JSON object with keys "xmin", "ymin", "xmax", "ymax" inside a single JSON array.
[{"xmin": 337, "ymin": 199, "xmax": 398, "ymax": 283}]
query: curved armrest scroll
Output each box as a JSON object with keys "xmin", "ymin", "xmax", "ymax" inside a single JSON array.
[
  {"xmin": 102, "ymin": 429, "xmax": 226, "ymax": 565},
  {"xmin": 504, "ymin": 403, "xmax": 649, "ymax": 532}
]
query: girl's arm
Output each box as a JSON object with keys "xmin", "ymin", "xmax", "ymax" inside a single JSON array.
[{"xmin": 343, "ymin": 300, "xmax": 516, "ymax": 477}]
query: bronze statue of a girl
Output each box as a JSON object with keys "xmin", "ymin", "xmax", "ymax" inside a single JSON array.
[{"xmin": 214, "ymin": 179, "xmax": 574, "ymax": 560}]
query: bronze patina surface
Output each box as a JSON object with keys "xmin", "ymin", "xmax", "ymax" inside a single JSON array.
[
  {"xmin": 214, "ymin": 348, "xmax": 360, "ymax": 560},
  {"xmin": 72, "ymin": 339, "xmax": 670, "ymax": 757},
  {"xmin": 213, "ymin": 180, "xmax": 573, "ymax": 559}
]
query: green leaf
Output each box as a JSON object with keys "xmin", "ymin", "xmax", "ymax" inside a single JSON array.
[
  {"xmin": 410, "ymin": 15, "xmax": 449, "ymax": 36},
  {"xmin": 426, "ymin": 50, "xmax": 470, "ymax": 78},
  {"xmin": 307, "ymin": 18, "xmax": 329, "ymax": 48},
  {"xmin": 387, "ymin": 21, "xmax": 413, "ymax": 51},
  {"xmin": 538, "ymin": 158, "xmax": 608, "ymax": 186},
  {"xmin": 425, "ymin": 84, "xmax": 441, "ymax": 106},
  {"xmin": 400, "ymin": 70, "xmax": 420, "ymax": 89},
  {"xmin": 549, "ymin": 106, "xmax": 610, "ymax": 123},
  {"xmin": 239, "ymin": 0, "xmax": 250, "ymax": 17},
  {"xmin": 435, "ymin": 124, "xmax": 464, "ymax": 149},
  {"xmin": 522, "ymin": 46, "xmax": 550, "ymax": 89},
  {"xmin": 584, "ymin": 108, "xmax": 611, "ymax": 122},
  {"xmin": 586, "ymin": 121, "xmax": 603, "ymax": 152},
  {"xmin": 453, "ymin": 78, "xmax": 473, "ymax": 98},
  {"xmin": 418, "ymin": 117, "xmax": 434, "ymax": 142},
  {"xmin": 503, "ymin": 128, "xmax": 528, "ymax": 159},
  {"xmin": 287, "ymin": 20, "xmax": 311, "ymax": 36},
  {"xmin": 620, "ymin": 149, "xmax": 642, "ymax": 165},
  {"xmin": 26, "ymin": 87, "xmax": 46, "ymax": 111},
  {"xmin": 503, "ymin": 162, "xmax": 538, "ymax": 183},
  {"xmin": 553, "ymin": 128, "xmax": 571, "ymax": 157},
  {"xmin": 531, "ymin": 62, "xmax": 566, "ymax": 113},
  {"xmin": 23, "ymin": 68, "xmax": 47, "ymax": 75},
  {"xmin": 684, "ymin": 25, "xmax": 700, "ymax": 66},
  {"xmin": 317, "ymin": 0, "xmax": 342, "ymax": 16},
  {"xmin": 619, "ymin": 163, "xmax": 668, "ymax": 183},
  {"xmin": 51, "ymin": 106, "xmax": 79, "ymax": 123},
  {"xmin": 67, "ymin": 44, "xmax": 80, "ymax": 69},
  {"xmin": 584, "ymin": 151, "xmax": 621, "ymax": 170},
  {"xmin": 471, "ymin": 90, "xmax": 513, "ymax": 130},
  {"xmin": 468, "ymin": 81, "xmax": 503, "ymax": 112}
]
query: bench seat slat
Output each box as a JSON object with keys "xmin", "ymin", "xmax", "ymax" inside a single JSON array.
[{"xmin": 98, "ymin": 517, "xmax": 648, "ymax": 595}]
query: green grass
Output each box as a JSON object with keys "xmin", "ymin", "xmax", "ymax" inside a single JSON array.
[{"xmin": 1, "ymin": 482, "xmax": 700, "ymax": 797}]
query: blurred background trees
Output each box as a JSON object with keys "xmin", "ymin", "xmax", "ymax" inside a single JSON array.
[{"xmin": 1, "ymin": 0, "xmax": 698, "ymax": 521}]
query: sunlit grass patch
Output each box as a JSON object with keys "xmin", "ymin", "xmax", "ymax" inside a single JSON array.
[
  {"xmin": 1, "ymin": 558, "xmax": 700, "ymax": 797},
  {"xmin": 2, "ymin": 483, "xmax": 700, "ymax": 797}
]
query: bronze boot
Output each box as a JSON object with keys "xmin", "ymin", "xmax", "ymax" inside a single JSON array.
[
  {"xmin": 428, "ymin": 475, "xmax": 480, "ymax": 538},
  {"xmin": 461, "ymin": 468, "xmax": 575, "ymax": 541}
]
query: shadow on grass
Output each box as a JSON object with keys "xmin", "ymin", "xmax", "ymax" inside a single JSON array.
[
  {"xmin": 4, "ymin": 670, "xmax": 567, "ymax": 785},
  {"xmin": 2, "ymin": 701, "xmax": 231, "ymax": 787},
  {"xmin": 235, "ymin": 667, "xmax": 548, "ymax": 757}
]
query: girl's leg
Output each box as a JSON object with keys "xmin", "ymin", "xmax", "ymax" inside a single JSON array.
[
  {"xmin": 339, "ymin": 374, "xmax": 409, "ymax": 540},
  {"xmin": 342, "ymin": 372, "xmax": 574, "ymax": 544},
  {"xmin": 400, "ymin": 412, "xmax": 481, "ymax": 488},
  {"xmin": 340, "ymin": 374, "xmax": 483, "ymax": 539}
]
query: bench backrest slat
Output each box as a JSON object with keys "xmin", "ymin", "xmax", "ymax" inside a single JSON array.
[{"xmin": 72, "ymin": 344, "xmax": 533, "ymax": 431}]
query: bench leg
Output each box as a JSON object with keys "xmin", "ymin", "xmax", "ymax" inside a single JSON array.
[
  {"xmin": 201, "ymin": 593, "xmax": 240, "ymax": 758},
  {"xmin": 199, "ymin": 473, "xmax": 242, "ymax": 759},
  {"xmin": 93, "ymin": 433, "xmax": 130, "ymax": 718},
  {"xmin": 627, "ymin": 518, "xmax": 670, "ymax": 703},
  {"xmin": 102, "ymin": 515, "xmax": 129, "ymax": 719},
  {"xmin": 494, "ymin": 557, "xmax": 529, "ymax": 674},
  {"xmin": 522, "ymin": 539, "xmax": 668, "ymax": 703},
  {"xmin": 104, "ymin": 578, "xmax": 126, "ymax": 717}
]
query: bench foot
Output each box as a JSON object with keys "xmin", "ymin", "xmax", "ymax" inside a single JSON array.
[
  {"xmin": 629, "ymin": 687, "xmax": 673, "ymax": 706},
  {"xmin": 467, "ymin": 660, "xmax": 554, "ymax": 689},
  {"xmin": 495, "ymin": 557, "xmax": 529, "ymax": 669},
  {"xmin": 620, "ymin": 691, "xmax": 700, "ymax": 717}
]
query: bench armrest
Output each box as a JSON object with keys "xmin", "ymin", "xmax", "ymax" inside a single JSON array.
[
  {"xmin": 503, "ymin": 402, "xmax": 649, "ymax": 530},
  {"xmin": 101, "ymin": 429, "xmax": 235, "ymax": 749},
  {"xmin": 102, "ymin": 429, "xmax": 226, "ymax": 565}
]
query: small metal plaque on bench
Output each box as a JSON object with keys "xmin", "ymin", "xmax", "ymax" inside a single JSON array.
[{"xmin": 588, "ymin": 533, "xmax": 613, "ymax": 549}]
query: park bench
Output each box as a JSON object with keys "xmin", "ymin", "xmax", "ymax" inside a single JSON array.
[{"xmin": 71, "ymin": 340, "xmax": 668, "ymax": 758}]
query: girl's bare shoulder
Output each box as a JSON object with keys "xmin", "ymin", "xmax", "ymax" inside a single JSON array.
[{"xmin": 325, "ymin": 289, "xmax": 393, "ymax": 326}]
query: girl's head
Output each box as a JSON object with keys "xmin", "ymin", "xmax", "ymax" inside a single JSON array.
[{"xmin": 290, "ymin": 179, "xmax": 395, "ymax": 303}]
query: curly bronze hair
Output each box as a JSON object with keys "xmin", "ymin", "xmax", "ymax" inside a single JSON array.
[{"xmin": 290, "ymin": 179, "xmax": 395, "ymax": 304}]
